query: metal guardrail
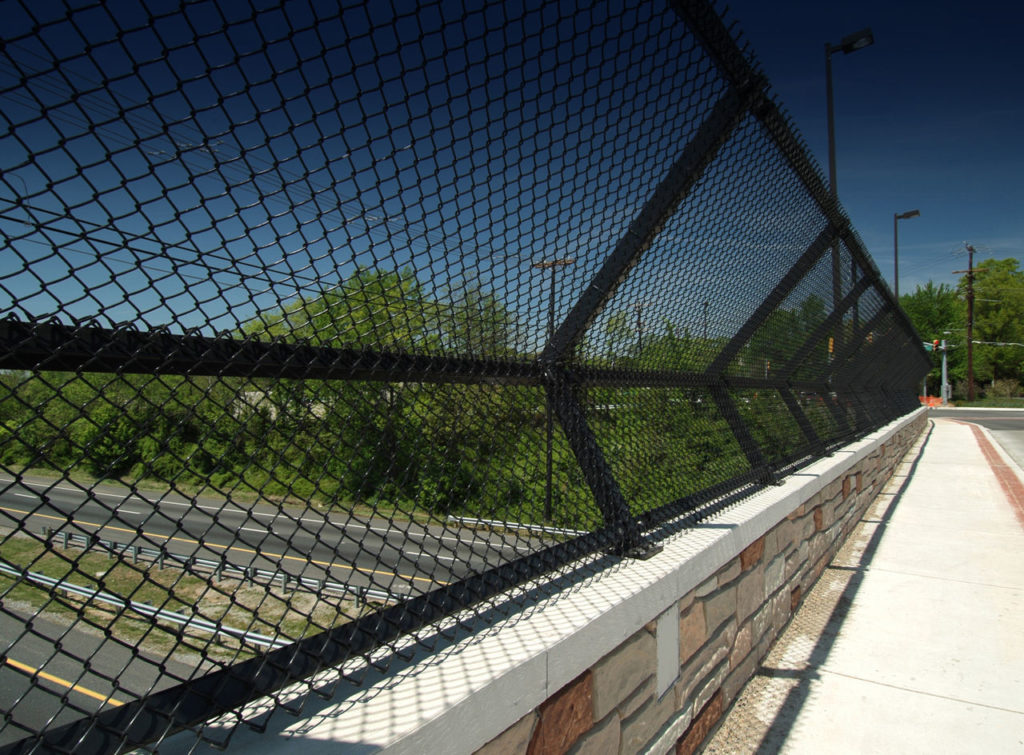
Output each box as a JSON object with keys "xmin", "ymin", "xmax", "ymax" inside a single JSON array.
[
  {"xmin": 0, "ymin": 561, "xmax": 289, "ymax": 650},
  {"xmin": 0, "ymin": 0, "xmax": 929, "ymax": 751},
  {"xmin": 42, "ymin": 529, "xmax": 398, "ymax": 604},
  {"xmin": 445, "ymin": 516, "xmax": 589, "ymax": 539}
]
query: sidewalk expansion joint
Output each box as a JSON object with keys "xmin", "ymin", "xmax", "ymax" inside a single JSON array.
[
  {"xmin": 817, "ymin": 668, "xmax": 1024, "ymax": 716},
  {"xmin": 867, "ymin": 566, "xmax": 1023, "ymax": 591}
]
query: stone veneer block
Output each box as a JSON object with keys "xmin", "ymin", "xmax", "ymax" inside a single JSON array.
[
  {"xmin": 620, "ymin": 686, "xmax": 678, "ymax": 754},
  {"xmin": 736, "ymin": 565, "xmax": 765, "ymax": 622},
  {"xmin": 678, "ymin": 601, "xmax": 706, "ymax": 665},
  {"xmin": 617, "ymin": 678, "xmax": 655, "ymax": 722},
  {"xmin": 703, "ymin": 584, "xmax": 736, "ymax": 634},
  {"xmin": 717, "ymin": 558, "xmax": 742, "ymax": 587},
  {"xmin": 694, "ymin": 575, "xmax": 718, "ymax": 599},
  {"xmin": 572, "ymin": 712, "xmax": 620, "ymax": 755},
  {"xmin": 677, "ymin": 620, "xmax": 733, "ymax": 711},
  {"xmin": 591, "ymin": 630, "xmax": 656, "ymax": 721},
  {"xmin": 764, "ymin": 552, "xmax": 785, "ymax": 596},
  {"xmin": 723, "ymin": 645, "xmax": 759, "ymax": 703},
  {"xmin": 676, "ymin": 691, "xmax": 723, "ymax": 755},
  {"xmin": 730, "ymin": 620, "xmax": 752, "ymax": 670},
  {"xmin": 474, "ymin": 712, "xmax": 536, "ymax": 755},
  {"xmin": 527, "ymin": 672, "xmax": 593, "ymax": 755},
  {"xmin": 739, "ymin": 536, "xmax": 765, "ymax": 571}
]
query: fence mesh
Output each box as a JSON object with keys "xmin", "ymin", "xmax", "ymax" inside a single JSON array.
[{"xmin": 0, "ymin": 0, "xmax": 928, "ymax": 750}]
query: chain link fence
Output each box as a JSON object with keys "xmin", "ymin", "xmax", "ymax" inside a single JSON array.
[{"xmin": 0, "ymin": 0, "xmax": 928, "ymax": 750}]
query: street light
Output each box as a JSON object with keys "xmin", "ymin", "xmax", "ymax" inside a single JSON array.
[
  {"xmin": 825, "ymin": 28, "xmax": 874, "ymax": 348},
  {"xmin": 532, "ymin": 258, "xmax": 574, "ymax": 522},
  {"xmin": 893, "ymin": 209, "xmax": 920, "ymax": 299},
  {"xmin": 825, "ymin": 28, "xmax": 875, "ymax": 198}
]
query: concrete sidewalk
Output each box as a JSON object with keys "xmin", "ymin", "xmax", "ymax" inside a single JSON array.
[{"xmin": 705, "ymin": 417, "xmax": 1024, "ymax": 754}]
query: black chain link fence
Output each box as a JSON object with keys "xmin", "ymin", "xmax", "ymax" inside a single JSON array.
[{"xmin": 0, "ymin": 0, "xmax": 928, "ymax": 750}]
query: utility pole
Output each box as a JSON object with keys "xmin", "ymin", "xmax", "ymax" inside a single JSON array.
[
  {"xmin": 953, "ymin": 243, "xmax": 977, "ymax": 401},
  {"xmin": 532, "ymin": 258, "xmax": 575, "ymax": 522}
]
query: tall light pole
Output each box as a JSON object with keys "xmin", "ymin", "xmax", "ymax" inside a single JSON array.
[
  {"xmin": 825, "ymin": 28, "xmax": 874, "ymax": 349},
  {"xmin": 893, "ymin": 209, "xmax": 920, "ymax": 299},
  {"xmin": 825, "ymin": 28, "xmax": 875, "ymax": 198},
  {"xmin": 532, "ymin": 257, "xmax": 574, "ymax": 522}
]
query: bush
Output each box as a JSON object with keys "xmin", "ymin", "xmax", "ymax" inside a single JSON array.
[{"xmin": 987, "ymin": 379, "xmax": 1021, "ymax": 398}]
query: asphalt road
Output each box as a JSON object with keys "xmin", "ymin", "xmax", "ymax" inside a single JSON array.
[
  {"xmin": 0, "ymin": 475, "xmax": 541, "ymax": 598},
  {"xmin": 0, "ymin": 609, "xmax": 202, "ymax": 748},
  {"xmin": 929, "ymin": 408, "xmax": 1024, "ymax": 469},
  {"xmin": 0, "ymin": 475, "xmax": 552, "ymax": 746}
]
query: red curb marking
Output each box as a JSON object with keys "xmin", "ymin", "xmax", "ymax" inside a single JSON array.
[{"xmin": 958, "ymin": 421, "xmax": 1024, "ymax": 530}]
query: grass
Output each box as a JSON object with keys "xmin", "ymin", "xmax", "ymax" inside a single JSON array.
[{"xmin": 0, "ymin": 534, "xmax": 363, "ymax": 666}]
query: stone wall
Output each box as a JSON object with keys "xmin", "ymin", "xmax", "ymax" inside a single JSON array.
[{"xmin": 477, "ymin": 412, "xmax": 927, "ymax": 755}]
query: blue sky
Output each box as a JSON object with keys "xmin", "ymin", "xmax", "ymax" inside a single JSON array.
[
  {"xmin": 724, "ymin": 0, "xmax": 1024, "ymax": 296},
  {"xmin": 4, "ymin": 0, "xmax": 1019, "ymax": 342}
]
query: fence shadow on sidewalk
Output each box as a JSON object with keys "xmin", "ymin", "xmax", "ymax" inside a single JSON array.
[{"xmin": 744, "ymin": 420, "xmax": 934, "ymax": 754}]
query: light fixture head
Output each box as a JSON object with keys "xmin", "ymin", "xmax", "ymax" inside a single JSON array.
[
  {"xmin": 838, "ymin": 28, "xmax": 875, "ymax": 54},
  {"xmin": 896, "ymin": 209, "xmax": 921, "ymax": 220}
]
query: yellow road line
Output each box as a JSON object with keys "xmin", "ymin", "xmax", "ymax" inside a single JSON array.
[
  {"xmin": 3, "ymin": 656, "xmax": 124, "ymax": 707},
  {"xmin": 0, "ymin": 505, "xmax": 442, "ymax": 586}
]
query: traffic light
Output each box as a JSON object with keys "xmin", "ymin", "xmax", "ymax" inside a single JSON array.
[{"xmin": 933, "ymin": 339, "xmax": 939, "ymax": 351}]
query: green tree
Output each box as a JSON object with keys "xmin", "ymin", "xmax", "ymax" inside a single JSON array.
[
  {"xmin": 248, "ymin": 266, "xmax": 442, "ymax": 351},
  {"xmin": 967, "ymin": 259, "xmax": 1024, "ymax": 389},
  {"xmin": 444, "ymin": 286, "xmax": 517, "ymax": 357},
  {"xmin": 899, "ymin": 281, "xmax": 966, "ymax": 393}
]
